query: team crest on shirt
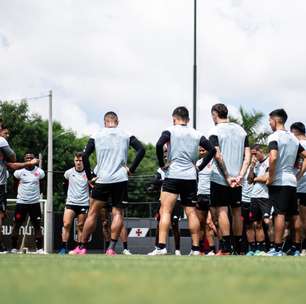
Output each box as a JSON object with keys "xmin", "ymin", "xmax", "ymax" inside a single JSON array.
[{"xmin": 34, "ymin": 171, "xmax": 40, "ymax": 177}]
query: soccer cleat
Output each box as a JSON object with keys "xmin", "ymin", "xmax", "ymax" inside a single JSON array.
[
  {"xmin": 0, "ymin": 244, "xmax": 8, "ymax": 254},
  {"xmin": 215, "ymin": 250, "xmax": 230, "ymax": 256},
  {"xmin": 69, "ymin": 246, "xmax": 86, "ymax": 255},
  {"xmin": 58, "ymin": 247, "xmax": 68, "ymax": 255},
  {"xmin": 254, "ymin": 250, "xmax": 267, "ymax": 256},
  {"xmin": 106, "ymin": 248, "xmax": 117, "ymax": 256},
  {"xmin": 188, "ymin": 250, "xmax": 200, "ymax": 256},
  {"xmin": 267, "ymin": 248, "xmax": 284, "ymax": 256},
  {"xmin": 246, "ymin": 251, "xmax": 255, "ymax": 256},
  {"xmin": 10, "ymin": 248, "xmax": 18, "ymax": 254},
  {"xmin": 175, "ymin": 250, "xmax": 182, "ymax": 256},
  {"xmin": 206, "ymin": 250, "xmax": 215, "ymax": 256},
  {"xmin": 36, "ymin": 249, "xmax": 47, "ymax": 255},
  {"xmin": 147, "ymin": 248, "xmax": 167, "ymax": 256},
  {"xmin": 301, "ymin": 249, "xmax": 306, "ymax": 256},
  {"xmin": 122, "ymin": 249, "xmax": 132, "ymax": 255},
  {"xmin": 292, "ymin": 250, "xmax": 301, "ymax": 257}
]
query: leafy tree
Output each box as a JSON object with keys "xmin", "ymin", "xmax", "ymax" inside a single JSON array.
[{"xmin": 229, "ymin": 106, "xmax": 270, "ymax": 146}]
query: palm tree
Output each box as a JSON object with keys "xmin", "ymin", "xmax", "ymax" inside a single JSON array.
[{"xmin": 229, "ymin": 106, "xmax": 270, "ymax": 146}]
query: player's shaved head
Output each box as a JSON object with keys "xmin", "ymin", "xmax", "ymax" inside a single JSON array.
[
  {"xmin": 290, "ymin": 122, "xmax": 305, "ymax": 135},
  {"xmin": 172, "ymin": 106, "xmax": 190, "ymax": 123}
]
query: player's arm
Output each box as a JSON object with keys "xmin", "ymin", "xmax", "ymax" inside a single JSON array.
[
  {"xmin": 254, "ymin": 173, "xmax": 269, "ymax": 184},
  {"xmin": 1, "ymin": 145, "xmax": 16, "ymax": 162},
  {"xmin": 128, "ymin": 136, "xmax": 146, "ymax": 174},
  {"xmin": 209, "ymin": 135, "xmax": 232, "ymax": 186},
  {"xmin": 83, "ymin": 138, "xmax": 95, "ymax": 181},
  {"xmin": 156, "ymin": 131, "xmax": 170, "ymax": 169},
  {"xmin": 197, "ymin": 136, "xmax": 216, "ymax": 171},
  {"xmin": 237, "ymin": 137, "xmax": 251, "ymax": 184},
  {"xmin": 7, "ymin": 158, "xmax": 39, "ymax": 170},
  {"xmin": 267, "ymin": 140, "xmax": 278, "ymax": 185},
  {"xmin": 297, "ymin": 145, "xmax": 306, "ymax": 180}
]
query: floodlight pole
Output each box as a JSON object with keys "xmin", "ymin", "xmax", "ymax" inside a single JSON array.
[
  {"xmin": 193, "ymin": 0, "xmax": 197, "ymax": 129},
  {"xmin": 44, "ymin": 90, "xmax": 53, "ymax": 253}
]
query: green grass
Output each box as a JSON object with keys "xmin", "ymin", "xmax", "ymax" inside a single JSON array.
[{"xmin": 1, "ymin": 255, "xmax": 306, "ymax": 304}]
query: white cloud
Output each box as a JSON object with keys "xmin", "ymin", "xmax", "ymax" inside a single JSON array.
[{"xmin": 0, "ymin": 0, "xmax": 306, "ymax": 143}]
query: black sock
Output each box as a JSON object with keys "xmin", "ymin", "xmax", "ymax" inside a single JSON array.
[
  {"xmin": 209, "ymin": 246, "xmax": 216, "ymax": 253},
  {"xmin": 123, "ymin": 242, "xmax": 128, "ymax": 250},
  {"xmin": 35, "ymin": 237, "xmax": 43, "ymax": 250},
  {"xmin": 291, "ymin": 242, "xmax": 301, "ymax": 252},
  {"xmin": 233, "ymin": 236, "xmax": 243, "ymax": 254},
  {"xmin": 191, "ymin": 245, "xmax": 200, "ymax": 252},
  {"xmin": 105, "ymin": 241, "xmax": 110, "ymax": 249},
  {"xmin": 223, "ymin": 236, "xmax": 232, "ymax": 253},
  {"xmin": 302, "ymin": 239, "xmax": 306, "ymax": 250},
  {"xmin": 62, "ymin": 241, "xmax": 68, "ymax": 250},
  {"xmin": 275, "ymin": 243, "xmax": 283, "ymax": 252},
  {"xmin": 158, "ymin": 243, "xmax": 166, "ymax": 250},
  {"xmin": 199, "ymin": 240, "xmax": 205, "ymax": 253},
  {"xmin": 269, "ymin": 242, "xmax": 275, "ymax": 250},
  {"xmin": 257, "ymin": 241, "xmax": 266, "ymax": 252},
  {"xmin": 79, "ymin": 242, "xmax": 87, "ymax": 249},
  {"xmin": 249, "ymin": 242, "xmax": 257, "ymax": 252},
  {"xmin": 12, "ymin": 236, "xmax": 18, "ymax": 249},
  {"xmin": 109, "ymin": 239, "xmax": 117, "ymax": 250}
]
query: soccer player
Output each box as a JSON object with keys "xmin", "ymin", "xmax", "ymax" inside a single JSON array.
[
  {"xmin": 247, "ymin": 145, "xmax": 273, "ymax": 255},
  {"xmin": 196, "ymin": 147, "xmax": 213, "ymax": 255},
  {"xmin": 150, "ymin": 106, "xmax": 215, "ymax": 256},
  {"xmin": 76, "ymin": 111, "xmax": 145, "ymax": 255},
  {"xmin": 266, "ymin": 109, "xmax": 306, "ymax": 256},
  {"xmin": 148, "ymin": 155, "xmax": 182, "ymax": 256},
  {"xmin": 0, "ymin": 125, "xmax": 39, "ymax": 253},
  {"xmin": 59, "ymin": 152, "xmax": 89, "ymax": 255},
  {"xmin": 209, "ymin": 103, "xmax": 251, "ymax": 255},
  {"xmin": 100, "ymin": 205, "xmax": 132, "ymax": 255},
  {"xmin": 290, "ymin": 122, "xmax": 306, "ymax": 256},
  {"xmin": 11, "ymin": 153, "xmax": 45, "ymax": 254}
]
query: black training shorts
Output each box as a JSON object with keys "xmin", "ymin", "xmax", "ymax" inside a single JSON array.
[
  {"xmin": 250, "ymin": 198, "xmax": 273, "ymax": 221},
  {"xmin": 162, "ymin": 178, "xmax": 197, "ymax": 207},
  {"xmin": 65, "ymin": 204, "xmax": 89, "ymax": 216},
  {"xmin": 268, "ymin": 185, "xmax": 298, "ymax": 216},
  {"xmin": 297, "ymin": 192, "xmax": 306, "ymax": 207},
  {"xmin": 0, "ymin": 184, "xmax": 7, "ymax": 213},
  {"xmin": 196, "ymin": 194, "xmax": 210, "ymax": 211},
  {"xmin": 14, "ymin": 203, "xmax": 42, "ymax": 227},
  {"xmin": 210, "ymin": 181, "xmax": 242, "ymax": 208},
  {"xmin": 92, "ymin": 181, "xmax": 128, "ymax": 209}
]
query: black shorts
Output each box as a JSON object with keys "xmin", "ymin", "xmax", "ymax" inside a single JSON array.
[
  {"xmin": 250, "ymin": 198, "xmax": 272, "ymax": 221},
  {"xmin": 210, "ymin": 182, "xmax": 242, "ymax": 208},
  {"xmin": 297, "ymin": 193, "xmax": 306, "ymax": 207},
  {"xmin": 65, "ymin": 204, "xmax": 89, "ymax": 216},
  {"xmin": 14, "ymin": 203, "xmax": 42, "ymax": 227},
  {"xmin": 241, "ymin": 202, "xmax": 252, "ymax": 225},
  {"xmin": 196, "ymin": 194, "xmax": 210, "ymax": 211},
  {"xmin": 0, "ymin": 185, "xmax": 7, "ymax": 213},
  {"xmin": 162, "ymin": 178, "xmax": 197, "ymax": 207},
  {"xmin": 268, "ymin": 186, "xmax": 298, "ymax": 216},
  {"xmin": 92, "ymin": 182, "xmax": 128, "ymax": 209},
  {"xmin": 155, "ymin": 201, "xmax": 182, "ymax": 223}
]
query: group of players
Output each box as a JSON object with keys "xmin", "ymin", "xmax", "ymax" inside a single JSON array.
[{"xmin": 0, "ymin": 103, "xmax": 306, "ymax": 256}]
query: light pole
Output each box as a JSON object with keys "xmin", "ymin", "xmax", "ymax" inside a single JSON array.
[
  {"xmin": 193, "ymin": 0, "xmax": 197, "ymax": 129},
  {"xmin": 44, "ymin": 90, "xmax": 53, "ymax": 253}
]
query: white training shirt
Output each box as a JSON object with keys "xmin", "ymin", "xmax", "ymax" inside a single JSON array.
[
  {"xmin": 268, "ymin": 130, "xmax": 300, "ymax": 187},
  {"xmin": 251, "ymin": 158, "xmax": 269, "ymax": 199},
  {"xmin": 297, "ymin": 139, "xmax": 306, "ymax": 193},
  {"xmin": 14, "ymin": 167, "xmax": 45, "ymax": 204},
  {"xmin": 197, "ymin": 159, "xmax": 212, "ymax": 195},
  {"xmin": 64, "ymin": 168, "xmax": 89, "ymax": 206},
  {"xmin": 210, "ymin": 122, "xmax": 247, "ymax": 186}
]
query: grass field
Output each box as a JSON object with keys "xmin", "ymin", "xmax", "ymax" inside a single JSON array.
[{"xmin": 1, "ymin": 255, "xmax": 306, "ymax": 304}]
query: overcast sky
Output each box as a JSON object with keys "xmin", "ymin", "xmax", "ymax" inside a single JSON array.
[{"xmin": 1, "ymin": 0, "xmax": 305, "ymax": 143}]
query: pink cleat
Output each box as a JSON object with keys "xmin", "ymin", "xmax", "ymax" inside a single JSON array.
[
  {"xmin": 105, "ymin": 248, "xmax": 117, "ymax": 256},
  {"xmin": 69, "ymin": 246, "xmax": 87, "ymax": 255}
]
